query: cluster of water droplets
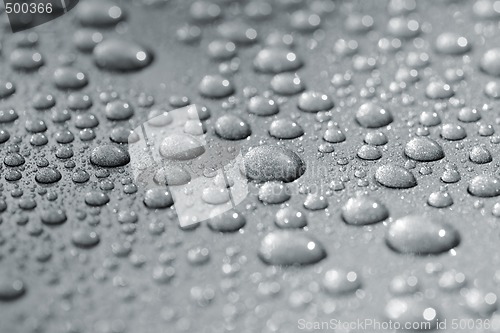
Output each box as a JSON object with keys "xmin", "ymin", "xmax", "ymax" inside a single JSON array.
[{"xmin": 3, "ymin": 0, "xmax": 500, "ymax": 332}]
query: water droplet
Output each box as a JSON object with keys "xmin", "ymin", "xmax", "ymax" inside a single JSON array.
[
  {"xmin": 323, "ymin": 127, "xmax": 346, "ymax": 143},
  {"xmin": 202, "ymin": 187, "xmax": 230, "ymax": 204},
  {"xmin": 94, "ymin": 39, "xmax": 153, "ymax": 71},
  {"xmin": 0, "ymin": 129, "xmax": 10, "ymax": 144},
  {"xmin": 345, "ymin": 13, "xmax": 373, "ymax": 33},
  {"xmin": 434, "ymin": 32, "xmax": 471, "ymax": 55},
  {"xmin": 290, "ymin": 10, "xmax": 321, "ymax": 32},
  {"xmin": 159, "ymin": 134, "xmax": 205, "ymax": 160},
  {"xmin": 441, "ymin": 123, "xmax": 467, "ymax": 141},
  {"xmin": 485, "ymin": 81, "xmax": 500, "ymax": 98},
  {"xmin": 190, "ymin": 1, "xmax": 222, "ymax": 23},
  {"xmin": 357, "ymin": 145, "xmax": 382, "ymax": 160},
  {"xmin": 356, "ymin": 102, "xmax": 393, "ymax": 128},
  {"xmin": 72, "ymin": 169, "xmax": 90, "ymax": 183},
  {"xmin": 90, "ymin": 145, "xmax": 130, "ymax": 167},
  {"xmin": 441, "ymin": 169, "xmax": 461, "ymax": 183},
  {"xmin": 481, "ymin": 48, "xmax": 500, "ymax": 76},
  {"xmin": 154, "ymin": 166, "xmax": 191, "ymax": 185},
  {"xmin": 207, "ymin": 210, "xmax": 246, "ymax": 232},
  {"xmin": 275, "ymin": 207, "xmax": 307, "ymax": 228},
  {"xmin": 438, "ymin": 269, "xmax": 466, "ymax": 291},
  {"xmin": 187, "ymin": 246, "xmax": 210, "ymax": 265},
  {"xmin": 375, "ymin": 164, "xmax": 417, "ymax": 188},
  {"xmin": 73, "ymin": 28, "xmax": 103, "ymax": 53},
  {"xmin": 426, "ymin": 81, "xmax": 454, "ymax": 99},
  {"xmin": 364, "ymin": 131, "xmax": 388, "ymax": 145},
  {"xmin": 258, "ymin": 231, "xmax": 326, "ymax": 265},
  {"xmin": 464, "ymin": 289, "xmax": 498, "ymax": 316},
  {"xmin": 35, "ymin": 168, "xmax": 62, "ymax": 184},
  {"xmin": 247, "ymin": 96, "xmax": 279, "ymax": 116},
  {"xmin": 244, "ymin": 145, "xmax": 305, "ymax": 182},
  {"xmin": 384, "ymin": 298, "xmax": 440, "ymax": 330},
  {"xmin": 10, "ymin": 48, "xmax": 44, "ymax": 71},
  {"xmin": 271, "ymin": 73, "xmax": 305, "ymax": 95},
  {"xmin": 72, "ymin": 229, "xmax": 100, "ymax": 248},
  {"xmin": 4, "ymin": 153, "xmax": 25, "ymax": 167},
  {"xmin": 428, "ymin": 190, "xmax": 453, "ymax": 208},
  {"xmin": 254, "ymin": 48, "xmax": 303, "ymax": 73},
  {"xmin": 269, "ymin": 118, "xmax": 304, "ymax": 139},
  {"xmin": 341, "ymin": 195, "xmax": 389, "ymax": 225},
  {"xmin": 214, "ymin": 115, "xmax": 251, "ymax": 140},
  {"xmin": 41, "ymin": 208, "xmax": 67, "ymax": 225},
  {"xmin": 53, "ymin": 67, "xmax": 88, "ymax": 90},
  {"xmin": 25, "ymin": 119, "xmax": 47, "ymax": 133},
  {"xmin": 144, "ymin": 188, "xmax": 174, "ymax": 209},
  {"xmin": 387, "ymin": 17, "xmax": 420, "ymax": 38},
  {"xmin": 303, "ymin": 193, "xmax": 328, "ymax": 210},
  {"xmin": 207, "ymin": 39, "xmax": 237, "ymax": 61},
  {"xmin": 258, "ymin": 181, "xmax": 291, "ymax": 204},
  {"xmin": 0, "ymin": 108, "xmax": 19, "ymax": 123},
  {"xmin": 386, "ymin": 215, "xmax": 460, "ymax": 255},
  {"xmin": 389, "ymin": 275, "xmax": 420, "ymax": 295},
  {"xmin": 404, "ymin": 137, "xmax": 444, "ymax": 162},
  {"xmin": 0, "ymin": 80, "xmax": 16, "ymax": 99},
  {"xmin": 198, "ymin": 74, "xmax": 235, "ymax": 98},
  {"xmin": 217, "ymin": 20, "xmax": 258, "ymax": 44},
  {"xmin": 110, "ymin": 127, "xmax": 135, "ymax": 143},
  {"xmin": 76, "ymin": 1, "xmax": 126, "ymax": 27},
  {"xmin": 0, "ymin": 277, "xmax": 26, "ymax": 301},
  {"xmin": 468, "ymin": 175, "xmax": 500, "ymax": 197},
  {"xmin": 458, "ymin": 107, "xmax": 481, "ymax": 122},
  {"xmin": 105, "ymin": 100, "xmax": 134, "ymax": 120},
  {"xmin": 470, "ymin": 146, "xmax": 492, "ymax": 164},
  {"xmin": 323, "ymin": 269, "xmax": 362, "ymax": 295},
  {"xmin": 298, "ymin": 91, "xmax": 334, "ymax": 112},
  {"xmin": 85, "ymin": 191, "xmax": 110, "ymax": 206}
]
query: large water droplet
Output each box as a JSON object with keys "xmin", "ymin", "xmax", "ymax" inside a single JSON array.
[
  {"xmin": 269, "ymin": 118, "xmax": 304, "ymax": 139},
  {"xmin": 214, "ymin": 115, "xmax": 251, "ymax": 140},
  {"xmin": 198, "ymin": 74, "xmax": 235, "ymax": 98},
  {"xmin": 159, "ymin": 134, "xmax": 205, "ymax": 160},
  {"xmin": 244, "ymin": 145, "xmax": 306, "ymax": 182},
  {"xmin": 90, "ymin": 145, "xmax": 130, "ymax": 167},
  {"xmin": 254, "ymin": 48, "xmax": 303, "ymax": 73},
  {"xmin": 386, "ymin": 215, "xmax": 460, "ymax": 255},
  {"xmin": 434, "ymin": 32, "xmax": 471, "ymax": 55},
  {"xmin": 404, "ymin": 137, "xmax": 444, "ymax": 162},
  {"xmin": 258, "ymin": 231, "xmax": 326, "ymax": 265},
  {"xmin": 270, "ymin": 73, "xmax": 305, "ymax": 95},
  {"xmin": 258, "ymin": 181, "xmax": 291, "ymax": 204},
  {"xmin": 0, "ymin": 277, "xmax": 26, "ymax": 301},
  {"xmin": 207, "ymin": 210, "xmax": 246, "ymax": 232},
  {"xmin": 375, "ymin": 164, "xmax": 417, "ymax": 189},
  {"xmin": 274, "ymin": 207, "xmax": 307, "ymax": 228},
  {"xmin": 298, "ymin": 91, "xmax": 334, "ymax": 112},
  {"xmin": 322, "ymin": 269, "xmax": 362, "ymax": 295},
  {"xmin": 481, "ymin": 48, "xmax": 500, "ymax": 76},
  {"xmin": 144, "ymin": 188, "xmax": 174, "ymax": 209},
  {"xmin": 355, "ymin": 102, "xmax": 393, "ymax": 128},
  {"xmin": 76, "ymin": 1, "xmax": 126, "ymax": 27},
  {"xmin": 35, "ymin": 168, "xmax": 62, "ymax": 184},
  {"xmin": 468, "ymin": 175, "xmax": 500, "ymax": 197},
  {"xmin": 384, "ymin": 298, "xmax": 441, "ymax": 330},
  {"xmin": 93, "ymin": 39, "xmax": 153, "ymax": 71},
  {"xmin": 341, "ymin": 195, "xmax": 389, "ymax": 225}
]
